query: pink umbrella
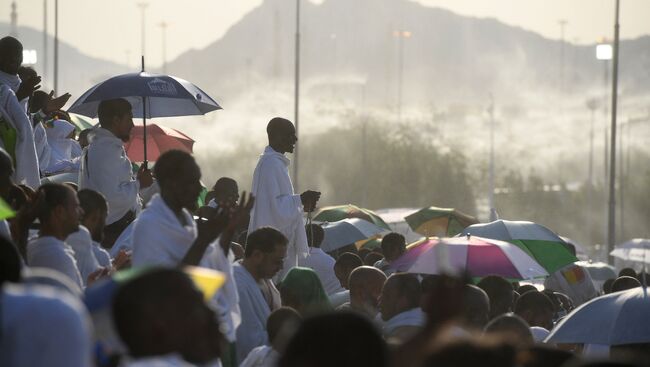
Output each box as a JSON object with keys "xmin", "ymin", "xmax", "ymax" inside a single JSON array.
[
  {"xmin": 124, "ymin": 123, "xmax": 194, "ymax": 162},
  {"xmin": 401, "ymin": 236, "xmax": 548, "ymax": 280}
]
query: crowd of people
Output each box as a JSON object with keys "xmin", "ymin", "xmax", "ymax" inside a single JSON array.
[{"xmin": 0, "ymin": 34, "xmax": 649, "ymax": 367}]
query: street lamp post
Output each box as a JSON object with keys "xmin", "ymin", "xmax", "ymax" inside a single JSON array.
[
  {"xmin": 293, "ymin": 0, "xmax": 301, "ymax": 190},
  {"xmin": 607, "ymin": 0, "xmax": 621, "ymax": 263},
  {"xmin": 137, "ymin": 3, "xmax": 148, "ymax": 60},
  {"xmin": 487, "ymin": 94, "xmax": 497, "ymax": 221},
  {"xmin": 393, "ymin": 30, "xmax": 411, "ymax": 122},
  {"xmin": 53, "ymin": 0, "xmax": 59, "ymax": 94}
]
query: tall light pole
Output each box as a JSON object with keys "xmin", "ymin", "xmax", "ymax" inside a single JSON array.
[
  {"xmin": 137, "ymin": 2, "xmax": 148, "ymax": 61},
  {"xmin": 487, "ymin": 94, "xmax": 496, "ymax": 221},
  {"xmin": 394, "ymin": 30, "xmax": 411, "ymax": 122},
  {"xmin": 10, "ymin": 1, "xmax": 17, "ymax": 37},
  {"xmin": 597, "ymin": 40, "xmax": 612, "ymax": 184},
  {"xmin": 558, "ymin": 19, "xmax": 567, "ymax": 95},
  {"xmin": 53, "ymin": 0, "xmax": 59, "ymax": 94},
  {"xmin": 293, "ymin": 0, "xmax": 301, "ymax": 190},
  {"xmin": 43, "ymin": 0, "xmax": 47, "ymax": 82},
  {"xmin": 607, "ymin": 0, "xmax": 621, "ymax": 263},
  {"xmin": 159, "ymin": 21, "xmax": 168, "ymax": 74},
  {"xmin": 586, "ymin": 98, "xmax": 598, "ymax": 246}
]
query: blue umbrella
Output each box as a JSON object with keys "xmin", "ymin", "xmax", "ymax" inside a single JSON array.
[{"xmin": 69, "ymin": 59, "xmax": 220, "ymax": 165}]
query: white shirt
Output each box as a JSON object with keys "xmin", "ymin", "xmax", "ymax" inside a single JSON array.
[
  {"xmin": 78, "ymin": 127, "xmax": 140, "ymax": 225},
  {"xmin": 66, "ymin": 226, "xmax": 103, "ymax": 285},
  {"xmin": 27, "ymin": 235, "xmax": 84, "ymax": 290},
  {"xmin": 0, "ymin": 71, "xmax": 41, "ymax": 188},
  {"xmin": 299, "ymin": 247, "xmax": 345, "ymax": 295},
  {"xmin": 0, "ymin": 283, "xmax": 93, "ymax": 367},
  {"xmin": 132, "ymin": 194, "xmax": 240, "ymax": 344},
  {"xmin": 33, "ymin": 121, "xmax": 52, "ymax": 171},
  {"xmin": 239, "ymin": 346, "xmax": 278, "ymax": 367},
  {"xmin": 248, "ymin": 146, "xmax": 308, "ymax": 279}
]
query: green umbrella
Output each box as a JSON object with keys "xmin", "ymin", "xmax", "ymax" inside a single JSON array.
[
  {"xmin": 68, "ymin": 112, "xmax": 95, "ymax": 132},
  {"xmin": 461, "ymin": 220, "xmax": 578, "ymax": 274},
  {"xmin": 405, "ymin": 206, "xmax": 478, "ymax": 237},
  {"xmin": 314, "ymin": 204, "xmax": 391, "ymax": 231}
]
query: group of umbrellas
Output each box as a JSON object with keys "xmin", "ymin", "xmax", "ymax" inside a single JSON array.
[{"xmin": 313, "ymin": 204, "xmax": 650, "ymax": 347}]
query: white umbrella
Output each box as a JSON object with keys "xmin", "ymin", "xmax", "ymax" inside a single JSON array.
[
  {"xmin": 545, "ymin": 287, "xmax": 650, "ymax": 345},
  {"xmin": 611, "ymin": 239, "xmax": 650, "ymax": 264},
  {"xmin": 320, "ymin": 218, "xmax": 386, "ymax": 252}
]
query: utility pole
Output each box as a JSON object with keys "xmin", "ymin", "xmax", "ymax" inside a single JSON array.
[
  {"xmin": 394, "ymin": 30, "xmax": 411, "ymax": 122},
  {"xmin": 10, "ymin": 1, "xmax": 17, "ymax": 37},
  {"xmin": 53, "ymin": 0, "xmax": 59, "ymax": 94},
  {"xmin": 137, "ymin": 2, "xmax": 149, "ymax": 61},
  {"xmin": 488, "ymin": 94, "xmax": 496, "ymax": 221},
  {"xmin": 159, "ymin": 21, "xmax": 168, "ymax": 74},
  {"xmin": 293, "ymin": 0, "xmax": 301, "ymax": 190},
  {"xmin": 558, "ymin": 20, "xmax": 567, "ymax": 95},
  {"xmin": 607, "ymin": 0, "xmax": 621, "ymax": 263},
  {"xmin": 43, "ymin": 0, "xmax": 48, "ymax": 81}
]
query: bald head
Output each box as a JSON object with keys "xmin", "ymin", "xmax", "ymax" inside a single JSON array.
[
  {"xmin": 462, "ymin": 284, "xmax": 490, "ymax": 330},
  {"xmin": 0, "ymin": 36, "xmax": 23, "ymax": 75},
  {"xmin": 348, "ymin": 266, "xmax": 387, "ymax": 317},
  {"xmin": 266, "ymin": 117, "xmax": 297, "ymax": 154}
]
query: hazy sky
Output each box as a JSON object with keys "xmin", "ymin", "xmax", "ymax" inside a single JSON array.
[{"xmin": 4, "ymin": 0, "xmax": 650, "ymax": 68}]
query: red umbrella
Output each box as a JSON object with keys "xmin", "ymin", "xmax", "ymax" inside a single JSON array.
[{"xmin": 124, "ymin": 123, "xmax": 194, "ymax": 162}]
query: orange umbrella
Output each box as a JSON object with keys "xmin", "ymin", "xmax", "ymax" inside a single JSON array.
[{"xmin": 124, "ymin": 123, "xmax": 194, "ymax": 162}]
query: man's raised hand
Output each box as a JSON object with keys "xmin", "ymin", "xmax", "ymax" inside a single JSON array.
[
  {"xmin": 15, "ymin": 75, "xmax": 41, "ymax": 101},
  {"xmin": 44, "ymin": 91, "xmax": 72, "ymax": 113},
  {"xmin": 300, "ymin": 190, "xmax": 321, "ymax": 212}
]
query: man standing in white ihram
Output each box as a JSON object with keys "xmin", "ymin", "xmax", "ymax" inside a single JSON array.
[{"xmin": 248, "ymin": 117, "xmax": 321, "ymax": 279}]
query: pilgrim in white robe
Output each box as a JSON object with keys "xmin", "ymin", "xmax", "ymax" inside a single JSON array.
[
  {"xmin": 299, "ymin": 247, "xmax": 344, "ymax": 296},
  {"xmin": 78, "ymin": 127, "xmax": 141, "ymax": 225},
  {"xmin": 233, "ymin": 263, "xmax": 281, "ymax": 364},
  {"xmin": 382, "ymin": 307, "xmax": 426, "ymax": 343},
  {"xmin": 44, "ymin": 119, "xmax": 81, "ymax": 174},
  {"xmin": 66, "ymin": 226, "xmax": 101, "ymax": 284},
  {"xmin": 131, "ymin": 194, "xmax": 241, "ymax": 345},
  {"xmin": 110, "ymin": 220, "xmax": 136, "ymax": 258},
  {"xmin": 0, "ymin": 283, "xmax": 93, "ymax": 367},
  {"xmin": 26, "ymin": 236, "xmax": 84, "ymax": 291},
  {"xmin": 0, "ymin": 72, "xmax": 41, "ymax": 188},
  {"xmin": 248, "ymin": 146, "xmax": 308, "ymax": 279}
]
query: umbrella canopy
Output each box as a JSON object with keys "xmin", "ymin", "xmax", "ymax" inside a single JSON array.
[
  {"xmin": 68, "ymin": 72, "xmax": 220, "ymax": 119},
  {"xmin": 405, "ymin": 206, "xmax": 478, "ymax": 237},
  {"xmin": 611, "ymin": 239, "xmax": 650, "ymax": 264},
  {"xmin": 546, "ymin": 287, "xmax": 650, "ymax": 345},
  {"xmin": 124, "ymin": 123, "xmax": 194, "ymax": 162},
  {"xmin": 399, "ymin": 236, "xmax": 548, "ymax": 280},
  {"xmin": 320, "ymin": 218, "xmax": 386, "ymax": 253},
  {"xmin": 461, "ymin": 220, "xmax": 577, "ymax": 274},
  {"xmin": 68, "ymin": 72, "xmax": 220, "ymax": 165},
  {"xmin": 314, "ymin": 204, "xmax": 391, "ymax": 230}
]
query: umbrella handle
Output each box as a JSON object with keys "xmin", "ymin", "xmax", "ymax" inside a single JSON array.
[
  {"xmin": 307, "ymin": 210, "xmax": 313, "ymax": 246},
  {"xmin": 142, "ymin": 95, "xmax": 148, "ymax": 169}
]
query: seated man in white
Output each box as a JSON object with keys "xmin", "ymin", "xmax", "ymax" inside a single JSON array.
[
  {"xmin": 298, "ymin": 223, "xmax": 344, "ymax": 296},
  {"xmin": 379, "ymin": 273, "xmax": 425, "ymax": 344},
  {"xmin": 234, "ymin": 226, "xmax": 288, "ymax": 364},
  {"xmin": 43, "ymin": 119, "xmax": 82, "ymax": 175},
  {"xmin": 132, "ymin": 150, "xmax": 252, "ymax": 367},
  {"xmin": 26, "ymin": 183, "xmax": 85, "ymax": 290}
]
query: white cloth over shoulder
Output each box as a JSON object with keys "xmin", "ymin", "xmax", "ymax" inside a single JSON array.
[
  {"xmin": 0, "ymin": 283, "xmax": 93, "ymax": 367},
  {"xmin": 33, "ymin": 121, "xmax": 51, "ymax": 171},
  {"xmin": 0, "ymin": 72, "xmax": 41, "ymax": 188},
  {"xmin": 248, "ymin": 146, "xmax": 308, "ymax": 278},
  {"xmin": 382, "ymin": 308, "xmax": 426, "ymax": 337},
  {"xmin": 239, "ymin": 346, "xmax": 278, "ymax": 367},
  {"xmin": 66, "ymin": 226, "xmax": 102, "ymax": 285},
  {"xmin": 44, "ymin": 119, "xmax": 81, "ymax": 174},
  {"xmin": 299, "ymin": 247, "xmax": 344, "ymax": 295},
  {"xmin": 131, "ymin": 194, "xmax": 240, "ymax": 343},
  {"xmin": 79, "ymin": 127, "xmax": 140, "ymax": 225},
  {"xmin": 110, "ymin": 220, "xmax": 136, "ymax": 257},
  {"xmin": 27, "ymin": 235, "xmax": 84, "ymax": 290},
  {"xmin": 234, "ymin": 263, "xmax": 273, "ymax": 364}
]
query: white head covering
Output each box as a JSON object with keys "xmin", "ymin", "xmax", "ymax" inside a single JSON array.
[{"xmin": 45, "ymin": 119, "xmax": 78, "ymax": 165}]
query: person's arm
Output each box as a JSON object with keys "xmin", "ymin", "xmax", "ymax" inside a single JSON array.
[
  {"xmin": 235, "ymin": 280, "xmax": 269, "ymax": 362},
  {"xmin": 258, "ymin": 161, "xmax": 303, "ymax": 225}
]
